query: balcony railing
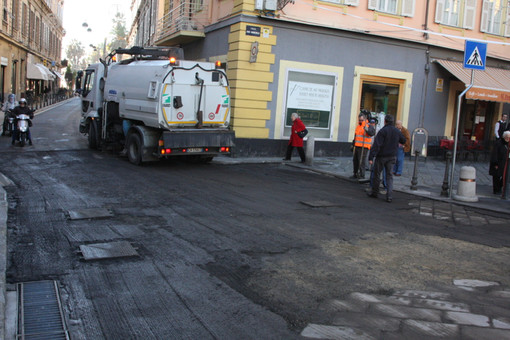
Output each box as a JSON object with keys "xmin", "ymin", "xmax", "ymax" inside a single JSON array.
[{"xmin": 155, "ymin": 1, "xmax": 209, "ymax": 45}]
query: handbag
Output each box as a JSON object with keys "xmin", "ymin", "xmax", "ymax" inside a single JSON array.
[{"xmin": 297, "ymin": 128, "xmax": 308, "ymax": 138}]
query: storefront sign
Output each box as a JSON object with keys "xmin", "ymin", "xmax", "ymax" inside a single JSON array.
[{"xmin": 466, "ymin": 88, "xmax": 510, "ymax": 104}]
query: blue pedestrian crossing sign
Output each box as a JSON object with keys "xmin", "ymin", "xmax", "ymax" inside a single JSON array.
[{"xmin": 463, "ymin": 40, "xmax": 487, "ymax": 70}]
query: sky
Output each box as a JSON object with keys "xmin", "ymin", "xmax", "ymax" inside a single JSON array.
[{"xmin": 62, "ymin": 0, "xmax": 131, "ymax": 58}]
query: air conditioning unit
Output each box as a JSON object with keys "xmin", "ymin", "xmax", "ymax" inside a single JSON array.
[
  {"xmin": 264, "ymin": 0, "xmax": 277, "ymax": 10},
  {"xmin": 256, "ymin": 0, "xmax": 277, "ymax": 10}
]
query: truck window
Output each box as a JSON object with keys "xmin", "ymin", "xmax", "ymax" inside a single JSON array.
[{"xmin": 83, "ymin": 70, "xmax": 95, "ymax": 97}]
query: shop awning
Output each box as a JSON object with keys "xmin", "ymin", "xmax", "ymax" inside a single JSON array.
[
  {"xmin": 27, "ymin": 63, "xmax": 48, "ymax": 80},
  {"xmin": 36, "ymin": 63, "xmax": 56, "ymax": 81},
  {"xmin": 434, "ymin": 59, "xmax": 510, "ymax": 103},
  {"xmin": 52, "ymin": 70, "xmax": 64, "ymax": 81}
]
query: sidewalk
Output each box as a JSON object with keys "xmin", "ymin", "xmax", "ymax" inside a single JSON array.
[{"xmin": 214, "ymin": 155, "xmax": 510, "ymax": 215}]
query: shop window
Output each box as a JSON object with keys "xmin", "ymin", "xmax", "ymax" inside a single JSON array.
[{"xmin": 283, "ymin": 70, "xmax": 337, "ymax": 140}]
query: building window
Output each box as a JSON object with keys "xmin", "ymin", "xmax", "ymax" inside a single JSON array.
[
  {"xmin": 11, "ymin": 0, "xmax": 18, "ymax": 30},
  {"xmin": 481, "ymin": 0, "xmax": 510, "ymax": 36},
  {"xmin": 21, "ymin": 3, "xmax": 26, "ymax": 36},
  {"xmin": 320, "ymin": 0, "xmax": 359, "ymax": 4},
  {"xmin": 368, "ymin": 0, "xmax": 414, "ymax": 17},
  {"xmin": 3, "ymin": 0, "xmax": 8, "ymax": 23},
  {"xmin": 283, "ymin": 70, "xmax": 337, "ymax": 140},
  {"xmin": 435, "ymin": 0, "xmax": 477, "ymax": 29}
]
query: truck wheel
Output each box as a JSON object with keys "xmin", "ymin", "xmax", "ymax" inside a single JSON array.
[
  {"xmin": 127, "ymin": 133, "xmax": 143, "ymax": 165},
  {"xmin": 88, "ymin": 120, "xmax": 98, "ymax": 149}
]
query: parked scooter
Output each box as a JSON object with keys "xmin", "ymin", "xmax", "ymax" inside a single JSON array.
[{"xmin": 13, "ymin": 110, "xmax": 35, "ymax": 147}]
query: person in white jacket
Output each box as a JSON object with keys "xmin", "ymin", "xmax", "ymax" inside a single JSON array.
[{"xmin": 2, "ymin": 94, "xmax": 18, "ymax": 135}]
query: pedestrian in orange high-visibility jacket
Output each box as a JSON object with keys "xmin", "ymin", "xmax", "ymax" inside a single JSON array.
[{"xmin": 351, "ymin": 112, "xmax": 375, "ymax": 179}]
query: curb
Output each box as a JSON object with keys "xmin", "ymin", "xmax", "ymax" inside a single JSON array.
[
  {"xmin": 286, "ymin": 162, "xmax": 510, "ymax": 216},
  {"xmin": 0, "ymin": 184, "xmax": 8, "ymax": 340}
]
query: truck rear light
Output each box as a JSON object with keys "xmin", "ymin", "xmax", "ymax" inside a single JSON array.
[{"xmin": 220, "ymin": 147, "xmax": 230, "ymax": 152}]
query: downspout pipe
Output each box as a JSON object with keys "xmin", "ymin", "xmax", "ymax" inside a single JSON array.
[{"xmin": 424, "ymin": 0, "xmax": 430, "ymax": 39}]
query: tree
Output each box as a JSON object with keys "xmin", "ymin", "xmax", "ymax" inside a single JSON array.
[
  {"xmin": 66, "ymin": 40, "xmax": 87, "ymax": 72},
  {"xmin": 64, "ymin": 65, "xmax": 74, "ymax": 90},
  {"xmin": 109, "ymin": 12, "xmax": 128, "ymax": 50}
]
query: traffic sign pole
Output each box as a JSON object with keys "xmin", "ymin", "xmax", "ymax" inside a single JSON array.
[{"xmin": 449, "ymin": 69, "xmax": 474, "ymax": 198}]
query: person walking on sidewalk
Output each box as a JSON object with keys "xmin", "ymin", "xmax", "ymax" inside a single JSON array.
[
  {"xmin": 495, "ymin": 113, "xmax": 509, "ymax": 140},
  {"xmin": 393, "ymin": 120, "xmax": 411, "ymax": 176},
  {"xmin": 493, "ymin": 131, "xmax": 510, "ymax": 198},
  {"xmin": 351, "ymin": 112, "xmax": 375, "ymax": 179},
  {"xmin": 367, "ymin": 114, "xmax": 406, "ymax": 203},
  {"xmin": 284, "ymin": 112, "xmax": 307, "ymax": 163}
]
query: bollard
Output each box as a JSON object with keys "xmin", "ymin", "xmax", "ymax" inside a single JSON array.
[
  {"xmin": 410, "ymin": 150, "xmax": 420, "ymax": 190},
  {"xmin": 453, "ymin": 166, "xmax": 478, "ymax": 202},
  {"xmin": 441, "ymin": 152, "xmax": 452, "ymax": 196},
  {"xmin": 305, "ymin": 136, "xmax": 315, "ymax": 166}
]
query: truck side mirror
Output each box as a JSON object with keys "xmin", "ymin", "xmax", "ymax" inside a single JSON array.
[{"xmin": 173, "ymin": 96, "xmax": 183, "ymax": 109}]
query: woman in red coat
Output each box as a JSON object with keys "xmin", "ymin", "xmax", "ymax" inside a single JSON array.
[{"xmin": 284, "ymin": 112, "xmax": 307, "ymax": 162}]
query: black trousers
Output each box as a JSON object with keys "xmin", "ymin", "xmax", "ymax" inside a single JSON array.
[
  {"xmin": 353, "ymin": 147, "xmax": 369, "ymax": 177},
  {"xmin": 285, "ymin": 145, "xmax": 305, "ymax": 162}
]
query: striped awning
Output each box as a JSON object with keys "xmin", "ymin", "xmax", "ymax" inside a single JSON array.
[{"xmin": 434, "ymin": 59, "xmax": 510, "ymax": 103}]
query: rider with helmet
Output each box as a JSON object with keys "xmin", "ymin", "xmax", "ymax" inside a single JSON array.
[
  {"xmin": 11, "ymin": 98, "xmax": 34, "ymax": 146},
  {"xmin": 2, "ymin": 94, "xmax": 18, "ymax": 136}
]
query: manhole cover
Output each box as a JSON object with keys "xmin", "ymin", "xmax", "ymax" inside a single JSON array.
[
  {"xmin": 67, "ymin": 208, "xmax": 114, "ymax": 220},
  {"xmin": 300, "ymin": 200, "xmax": 342, "ymax": 208},
  {"xmin": 79, "ymin": 241, "xmax": 139, "ymax": 260}
]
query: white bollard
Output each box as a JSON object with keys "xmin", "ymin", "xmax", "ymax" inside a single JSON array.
[
  {"xmin": 305, "ymin": 136, "xmax": 315, "ymax": 166},
  {"xmin": 453, "ymin": 166, "xmax": 478, "ymax": 202}
]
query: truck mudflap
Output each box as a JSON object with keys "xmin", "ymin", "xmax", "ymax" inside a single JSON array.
[{"xmin": 158, "ymin": 129, "xmax": 235, "ymax": 157}]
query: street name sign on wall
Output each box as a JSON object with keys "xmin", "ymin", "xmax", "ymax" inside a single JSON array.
[{"xmin": 463, "ymin": 40, "xmax": 487, "ymax": 70}]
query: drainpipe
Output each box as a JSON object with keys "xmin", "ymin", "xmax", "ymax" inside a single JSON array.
[
  {"xmin": 420, "ymin": 48, "xmax": 430, "ymax": 128},
  {"xmin": 423, "ymin": 0, "xmax": 430, "ymax": 39}
]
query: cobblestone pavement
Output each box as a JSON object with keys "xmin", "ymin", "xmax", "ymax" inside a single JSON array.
[{"xmin": 301, "ymin": 280, "xmax": 510, "ymax": 339}]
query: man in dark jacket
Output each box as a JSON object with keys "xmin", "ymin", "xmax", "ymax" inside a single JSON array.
[
  {"xmin": 367, "ymin": 114, "xmax": 406, "ymax": 202},
  {"xmin": 11, "ymin": 98, "xmax": 34, "ymax": 145}
]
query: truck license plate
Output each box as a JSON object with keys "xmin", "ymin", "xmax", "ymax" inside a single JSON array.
[{"xmin": 187, "ymin": 148, "xmax": 203, "ymax": 153}]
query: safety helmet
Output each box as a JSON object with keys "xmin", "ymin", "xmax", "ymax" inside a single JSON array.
[{"xmin": 19, "ymin": 98, "xmax": 27, "ymax": 104}]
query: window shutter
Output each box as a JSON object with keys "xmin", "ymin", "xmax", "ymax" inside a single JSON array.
[
  {"xmin": 435, "ymin": 0, "xmax": 445, "ymax": 23},
  {"xmin": 505, "ymin": 8, "xmax": 510, "ymax": 36},
  {"xmin": 463, "ymin": 0, "xmax": 476, "ymax": 29},
  {"xmin": 368, "ymin": 0, "xmax": 378, "ymax": 10},
  {"xmin": 343, "ymin": 0, "xmax": 359, "ymax": 5},
  {"xmin": 401, "ymin": 0, "xmax": 415, "ymax": 17},
  {"xmin": 480, "ymin": 0, "xmax": 489, "ymax": 32}
]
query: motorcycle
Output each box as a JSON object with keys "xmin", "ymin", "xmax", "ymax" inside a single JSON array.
[{"xmin": 14, "ymin": 111, "xmax": 34, "ymax": 147}]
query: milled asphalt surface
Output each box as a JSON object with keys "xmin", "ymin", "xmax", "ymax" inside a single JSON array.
[{"xmin": 0, "ymin": 116, "xmax": 509, "ymax": 338}]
